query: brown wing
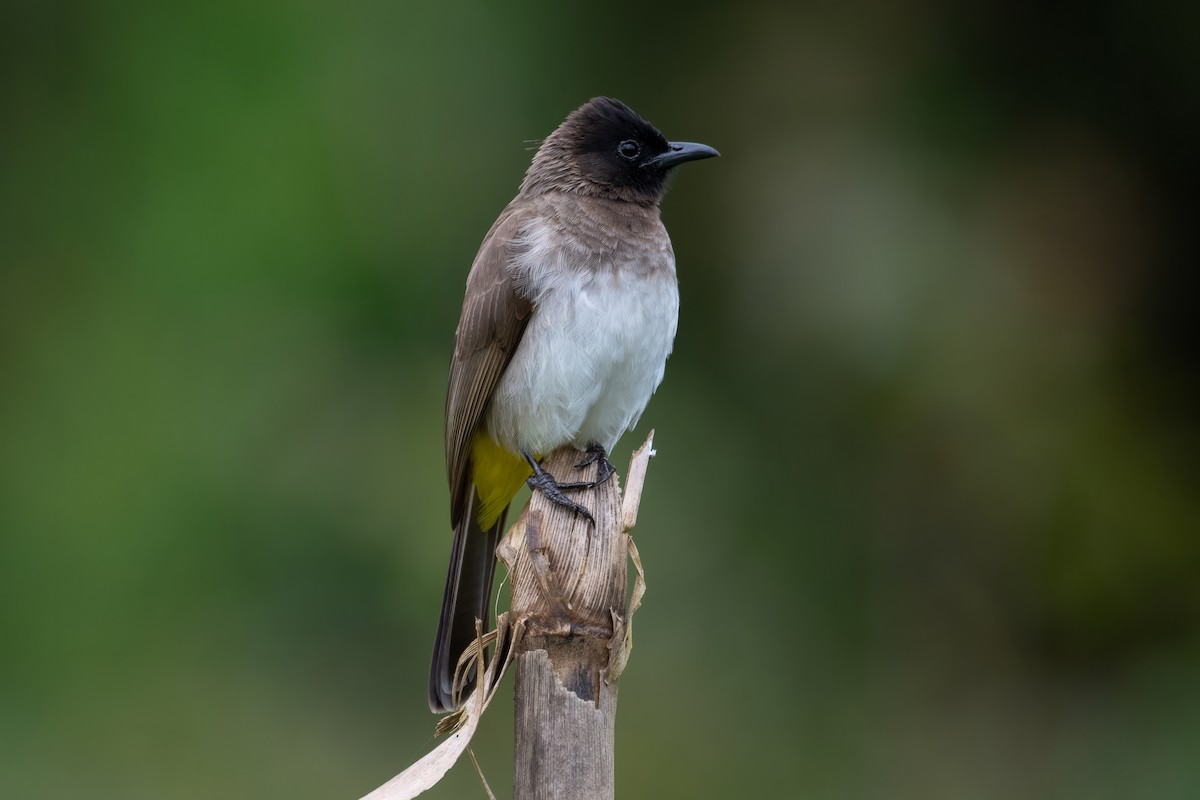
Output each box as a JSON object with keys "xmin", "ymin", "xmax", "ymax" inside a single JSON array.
[{"xmin": 445, "ymin": 203, "xmax": 535, "ymax": 524}]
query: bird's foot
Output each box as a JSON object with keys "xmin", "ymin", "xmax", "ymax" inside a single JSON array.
[
  {"xmin": 524, "ymin": 453, "xmax": 595, "ymax": 523},
  {"xmin": 570, "ymin": 443, "xmax": 616, "ymax": 488}
]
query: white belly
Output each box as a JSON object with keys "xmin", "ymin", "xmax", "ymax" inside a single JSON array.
[{"xmin": 486, "ymin": 265, "xmax": 679, "ymax": 455}]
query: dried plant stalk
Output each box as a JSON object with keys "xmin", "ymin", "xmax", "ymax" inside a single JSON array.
[{"xmin": 500, "ymin": 432, "xmax": 654, "ymax": 800}]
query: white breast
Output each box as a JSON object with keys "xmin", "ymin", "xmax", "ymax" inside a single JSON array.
[{"xmin": 485, "ymin": 217, "xmax": 679, "ymax": 455}]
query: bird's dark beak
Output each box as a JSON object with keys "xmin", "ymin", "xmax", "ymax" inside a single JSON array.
[{"xmin": 646, "ymin": 141, "xmax": 720, "ymax": 169}]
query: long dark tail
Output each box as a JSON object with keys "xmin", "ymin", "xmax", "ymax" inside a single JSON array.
[{"xmin": 428, "ymin": 488, "xmax": 506, "ymax": 713}]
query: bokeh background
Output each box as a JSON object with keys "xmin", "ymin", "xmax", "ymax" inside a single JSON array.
[{"xmin": 3, "ymin": 1, "xmax": 1198, "ymax": 798}]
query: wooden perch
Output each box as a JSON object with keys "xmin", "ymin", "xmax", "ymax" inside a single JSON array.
[
  {"xmin": 354, "ymin": 434, "xmax": 653, "ymax": 800},
  {"xmin": 498, "ymin": 433, "xmax": 654, "ymax": 800}
]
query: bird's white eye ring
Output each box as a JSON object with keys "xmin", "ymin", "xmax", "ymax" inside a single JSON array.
[{"xmin": 617, "ymin": 139, "xmax": 641, "ymax": 161}]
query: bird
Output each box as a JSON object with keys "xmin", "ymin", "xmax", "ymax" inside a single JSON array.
[{"xmin": 430, "ymin": 97, "xmax": 718, "ymax": 712}]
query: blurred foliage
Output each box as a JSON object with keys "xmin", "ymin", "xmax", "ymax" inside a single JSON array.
[{"xmin": 2, "ymin": 1, "xmax": 1198, "ymax": 798}]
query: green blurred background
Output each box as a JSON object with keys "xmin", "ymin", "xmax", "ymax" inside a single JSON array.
[{"xmin": 3, "ymin": 1, "xmax": 1198, "ymax": 798}]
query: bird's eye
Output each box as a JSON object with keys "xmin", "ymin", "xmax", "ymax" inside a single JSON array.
[{"xmin": 617, "ymin": 139, "xmax": 641, "ymax": 161}]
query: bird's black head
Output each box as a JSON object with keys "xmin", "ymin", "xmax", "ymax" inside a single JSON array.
[{"xmin": 521, "ymin": 97, "xmax": 719, "ymax": 204}]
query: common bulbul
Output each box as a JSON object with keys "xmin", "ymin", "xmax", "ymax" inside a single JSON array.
[{"xmin": 430, "ymin": 97, "xmax": 718, "ymax": 712}]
